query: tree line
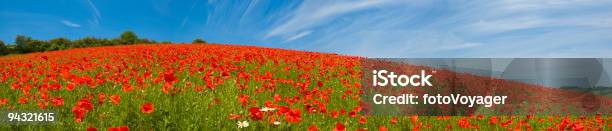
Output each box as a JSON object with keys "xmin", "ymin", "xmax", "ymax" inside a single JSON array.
[{"xmin": 0, "ymin": 31, "xmax": 207, "ymax": 56}]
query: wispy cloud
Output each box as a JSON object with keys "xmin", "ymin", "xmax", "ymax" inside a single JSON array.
[
  {"xmin": 239, "ymin": 0, "xmax": 259, "ymax": 23},
  {"xmin": 180, "ymin": 0, "xmax": 202, "ymax": 29},
  {"xmin": 85, "ymin": 0, "xmax": 101, "ymax": 25},
  {"xmin": 3, "ymin": 0, "xmax": 611, "ymax": 57},
  {"xmin": 265, "ymin": 0, "xmax": 396, "ymax": 39},
  {"xmin": 271, "ymin": 0, "xmax": 612, "ymax": 57},
  {"xmin": 439, "ymin": 42, "xmax": 481, "ymax": 51},
  {"xmin": 283, "ymin": 31, "xmax": 312, "ymax": 43},
  {"xmin": 61, "ymin": 20, "xmax": 81, "ymax": 28}
]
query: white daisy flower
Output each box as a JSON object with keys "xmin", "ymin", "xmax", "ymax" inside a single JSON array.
[
  {"xmin": 260, "ymin": 107, "xmax": 276, "ymax": 112},
  {"xmin": 237, "ymin": 121, "xmax": 249, "ymax": 128},
  {"xmin": 273, "ymin": 121, "xmax": 281, "ymax": 125}
]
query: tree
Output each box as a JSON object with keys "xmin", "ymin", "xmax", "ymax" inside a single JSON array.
[
  {"xmin": 26, "ymin": 40, "xmax": 48, "ymax": 52},
  {"xmin": 0, "ymin": 40, "xmax": 8, "ymax": 55},
  {"xmin": 99, "ymin": 39, "xmax": 114, "ymax": 46},
  {"xmin": 5, "ymin": 31, "xmax": 167, "ymax": 55},
  {"xmin": 73, "ymin": 37, "xmax": 101, "ymax": 48},
  {"xmin": 119, "ymin": 31, "xmax": 138, "ymax": 45},
  {"xmin": 48, "ymin": 37, "xmax": 71, "ymax": 51},
  {"xmin": 15, "ymin": 35, "xmax": 33, "ymax": 53},
  {"xmin": 192, "ymin": 38, "xmax": 207, "ymax": 44},
  {"xmin": 139, "ymin": 38, "xmax": 156, "ymax": 44}
]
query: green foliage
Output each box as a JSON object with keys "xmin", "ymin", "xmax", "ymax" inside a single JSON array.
[
  {"xmin": 0, "ymin": 31, "xmax": 197, "ymax": 56},
  {"xmin": 139, "ymin": 39, "xmax": 157, "ymax": 44},
  {"xmin": 48, "ymin": 37, "xmax": 71, "ymax": 51},
  {"xmin": 26, "ymin": 40, "xmax": 49, "ymax": 52},
  {"xmin": 0, "ymin": 40, "xmax": 7, "ymax": 55},
  {"xmin": 73, "ymin": 37, "xmax": 98, "ymax": 48},
  {"xmin": 192, "ymin": 38, "xmax": 207, "ymax": 44},
  {"xmin": 15, "ymin": 35, "xmax": 33, "ymax": 53},
  {"xmin": 119, "ymin": 31, "xmax": 139, "ymax": 45}
]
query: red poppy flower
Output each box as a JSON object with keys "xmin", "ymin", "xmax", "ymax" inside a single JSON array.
[
  {"xmin": 390, "ymin": 117, "xmax": 398, "ymax": 124},
  {"xmin": 71, "ymin": 98, "xmax": 93, "ymax": 122},
  {"xmin": 110, "ymin": 94, "xmax": 120, "ymax": 105},
  {"xmin": 238, "ymin": 95, "xmax": 249, "ymax": 107},
  {"xmin": 228, "ymin": 113, "xmax": 242, "ymax": 120},
  {"xmin": 66, "ymin": 82, "xmax": 76, "ymax": 91},
  {"xmin": 358, "ymin": 116, "xmax": 367, "ymax": 124},
  {"xmin": 285, "ymin": 108, "xmax": 302, "ymax": 123},
  {"xmin": 249, "ymin": 107, "xmax": 263, "ymax": 120},
  {"xmin": 51, "ymin": 97, "xmax": 64, "ymax": 106},
  {"xmin": 331, "ymin": 110, "xmax": 339, "ymax": 118},
  {"xmin": 98, "ymin": 93, "xmax": 105, "ymax": 104},
  {"xmin": 86, "ymin": 127, "xmax": 97, "ymax": 131},
  {"xmin": 333, "ymin": 122, "xmax": 345, "ymax": 131},
  {"xmin": 141, "ymin": 102, "xmax": 154, "ymax": 114},
  {"xmin": 489, "ymin": 116, "xmax": 498, "ymax": 124},
  {"xmin": 410, "ymin": 115, "xmax": 419, "ymax": 124},
  {"xmin": 108, "ymin": 126, "xmax": 129, "ymax": 131},
  {"xmin": 163, "ymin": 70, "xmax": 176, "ymax": 83},
  {"xmin": 273, "ymin": 94, "xmax": 281, "ymax": 102},
  {"xmin": 122, "ymin": 84, "xmax": 133, "ymax": 92},
  {"xmin": 308, "ymin": 125, "xmax": 318, "ymax": 131},
  {"xmin": 379, "ymin": 126, "xmax": 388, "ymax": 131},
  {"xmin": 37, "ymin": 100, "xmax": 48, "ymax": 109},
  {"xmin": 18, "ymin": 97, "xmax": 28, "ymax": 104},
  {"xmin": 457, "ymin": 118, "xmax": 471, "ymax": 128},
  {"xmin": 0, "ymin": 98, "xmax": 8, "ymax": 106},
  {"xmin": 278, "ymin": 106, "xmax": 290, "ymax": 114}
]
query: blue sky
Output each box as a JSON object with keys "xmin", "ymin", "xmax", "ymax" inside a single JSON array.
[{"xmin": 1, "ymin": 0, "xmax": 612, "ymax": 57}]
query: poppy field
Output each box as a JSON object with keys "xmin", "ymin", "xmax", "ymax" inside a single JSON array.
[{"xmin": 1, "ymin": 44, "xmax": 612, "ymax": 130}]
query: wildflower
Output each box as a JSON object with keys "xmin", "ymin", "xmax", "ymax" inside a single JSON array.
[
  {"xmin": 390, "ymin": 117, "xmax": 398, "ymax": 124},
  {"xmin": 108, "ymin": 126, "xmax": 129, "ymax": 131},
  {"xmin": 237, "ymin": 121, "xmax": 249, "ymax": 128},
  {"xmin": 0, "ymin": 98, "xmax": 7, "ymax": 106},
  {"xmin": 249, "ymin": 107, "xmax": 264, "ymax": 120},
  {"xmin": 18, "ymin": 97, "xmax": 28, "ymax": 104},
  {"xmin": 71, "ymin": 98, "xmax": 93, "ymax": 122},
  {"xmin": 86, "ymin": 127, "xmax": 97, "ymax": 131},
  {"xmin": 359, "ymin": 116, "xmax": 367, "ymax": 124},
  {"xmin": 228, "ymin": 114, "xmax": 242, "ymax": 120},
  {"xmin": 333, "ymin": 122, "xmax": 346, "ymax": 131},
  {"xmin": 260, "ymin": 107, "xmax": 276, "ymax": 112},
  {"xmin": 97, "ymin": 93, "xmax": 105, "ymax": 104},
  {"xmin": 110, "ymin": 94, "xmax": 120, "ymax": 105},
  {"xmin": 379, "ymin": 126, "xmax": 388, "ymax": 131},
  {"xmin": 51, "ymin": 97, "xmax": 64, "ymax": 106},
  {"xmin": 285, "ymin": 108, "xmax": 302, "ymax": 123},
  {"xmin": 308, "ymin": 125, "xmax": 319, "ymax": 131},
  {"xmin": 141, "ymin": 102, "xmax": 154, "ymax": 114},
  {"xmin": 239, "ymin": 95, "xmax": 249, "ymax": 107},
  {"xmin": 489, "ymin": 116, "xmax": 498, "ymax": 124},
  {"xmin": 66, "ymin": 82, "xmax": 76, "ymax": 91}
]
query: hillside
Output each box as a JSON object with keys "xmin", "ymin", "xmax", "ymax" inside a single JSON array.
[{"xmin": 0, "ymin": 44, "xmax": 610, "ymax": 130}]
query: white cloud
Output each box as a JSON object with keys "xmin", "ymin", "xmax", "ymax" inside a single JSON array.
[
  {"xmin": 439, "ymin": 42, "xmax": 481, "ymax": 51},
  {"xmin": 265, "ymin": 0, "xmax": 397, "ymax": 39},
  {"xmin": 275, "ymin": 0, "xmax": 612, "ymax": 57},
  {"xmin": 468, "ymin": 16, "xmax": 546, "ymax": 33},
  {"xmin": 61, "ymin": 20, "xmax": 81, "ymax": 28},
  {"xmin": 283, "ymin": 31, "xmax": 312, "ymax": 43},
  {"xmin": 85, "ymin": 0, "xmax": 101, "ymax": 25}
]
